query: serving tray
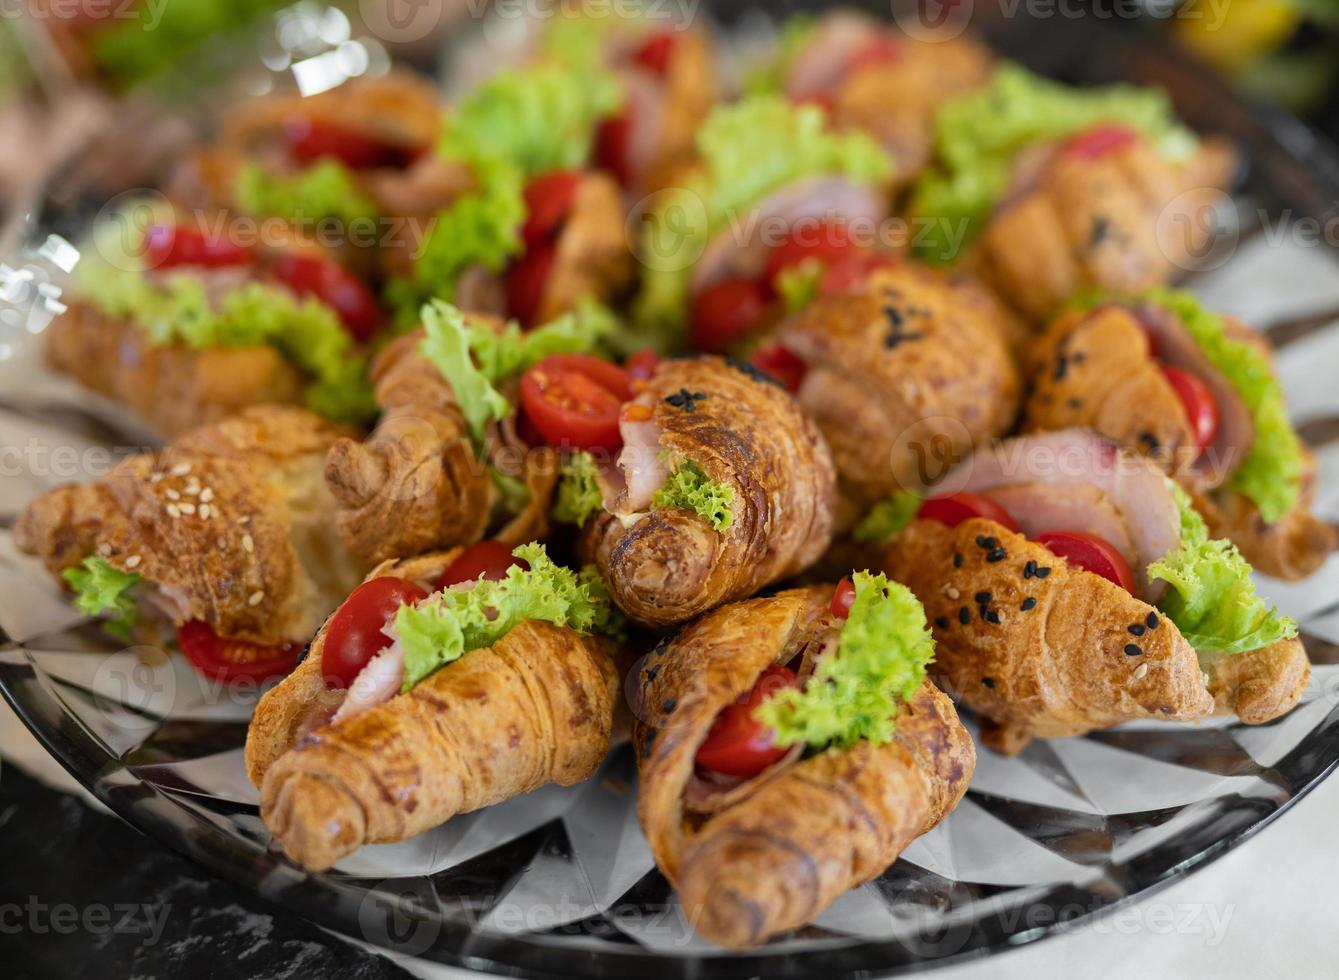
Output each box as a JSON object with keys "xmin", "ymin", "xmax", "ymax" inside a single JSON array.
[{"xmin": 3, "ymin": 3, "xmax": 1339, "ymax": 977}]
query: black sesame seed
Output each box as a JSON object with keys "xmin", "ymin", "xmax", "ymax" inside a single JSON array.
[
  {"xmin": 662, "ymin": 698, "xmax": 677, "ymax": 713},
  {"xmin": 664, "ymin": 389, "xmax": 707, "ymax": 412},
  {"xmin": 976, "ymin": 535, "xmax": 997, "ymax": 549},
  {"xmin": 1035, "ymin": 566, "xmax": 1051, "ymax": 579},
  {"xmin": 645, "ymin": 664, "xmax": 660, "ymax": 682},
  {"xmin": 974, "ymin": 591, "xmax": 992, "ymax": 604},
  {"xmin": 959, "ymin": 607, "xmax": 971, "ymax": 625},
  {"xmin": 1146, "ymin": 612, "xmax": 1160, "ymax": 629},
  {"xmin": 1053, "ymin": 355, "xmax": 1068, "ymax": 381},
  {"xmin": 987, "ymin": 548, "xmax": 1007, "ymax": 563},
  {"xmin": 953, "ymin": 553, "xmax": 964, "ymax": 568},
  {"xmin": 1067, "ymin": 398, "xmax": 1082, "ymax": 409},
  {"xmin": 725, "ymin": 358, "xmax": 785, "ymax": 389},
  {"xmin": 1124, "ymin": 644, "xmax": 1143, "ymax": 657},
  {"xmin": 984, "ymin": 609, "xmax": 1001, "ymax": 624},
  {"xmin": 1023, "ymin": 560, "xmax": 1037, "ymax": 579},
  {"xmin": 884, "ymin": 329, "xmax": 925, "ymax": 349},
  {"xmin": 1138, "ymin": 432, "xmax": 1162, "ymax": 455},
  {"xmin": 1020, "ymin": 597, "xmax": 1037, "ymax": 611},
  {"xmin": 1089, "ymin": 216, "xmax": 1110, "ymax": 247},
  {"xmin": 1128, "ymin": 624, "xmax": 1146, "ymax": 636},
  {"xmin": 1073, "ymin": 351, "xmax": 1086, "ymax": 363},
  {"xmin": 935, "ymin": 616, "xmax": 949, "ymax": 630},
  {"xmin": 982, "ymin": 677, "xmax": 996, "ymax": 688},
  {"xmin": 884, "ymin": 305, "xmax": 904, "ymax": 328}
]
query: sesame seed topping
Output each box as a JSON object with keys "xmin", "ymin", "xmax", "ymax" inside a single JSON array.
[
  {"xmin": 165, "ymin": 488, "xmax": 181, "ymax": 500},
  {"xmin": 983, "ymin": 609, "xmax": 1001, "ymax": 624},
  {"xmin": 974, "ymin": 592, "xmax": 992, "ymax": 604},
  {"xmin": 1124, "ymin": 644, "xmax": 1143, "ymax": 657},
  {"xmin": 981, "ymin": 677, "xmax": 996, "ymax": 688},
  {"xmin": 1023, "ymin": 560, "xmax": 1037, "ymax": 579},
  {"xmin": 1020, "ymin": 597, "xmax": 1037, "ymax": 611},
  {"xmin": 1128, "ymin": 624, "xmax": 1145, "ymax": 636},
  {"xmin": 198, "ymin": 504, "xmax": 211, "ymax": 520},
  {"xmin": 946, "ymin": 586, "xmax": 960, "ymax": 600},
  {"xmin": 248, "ymin": 590, "xmax": 265, "ymax": 606},
  {"xmin": 986, "ymin": 548, "xmax": 1007, "ymax": 563},
  {"xmin": 184, "ymin": 483, "xmax": 200, "ymax": 496},
  {"xmin": 97, "ymin": 542, "xmax": 112, "ymax": 556},
  {"xmin": 959, "ymin": 607, "xmax": 971, "ymax": 625},
  {"xmin": 149, "ymin": 473, "xmax": 163, "ymax": 484},
  {"xmin": 199, "ymin": 487, "xmax": 214, "ymax": 503},
  {"xmin": 242, "ymin": 534, "xmax": 255, "ymax": 553},
  {"xmin": 1146, "ymin": 612, "xmax": 1159, "ymax": 629},
  {"xmin": 178, "ymin": 502, "xmax": 196, "ymax": 515},
  {"xmin": 170, "ymin": 463, "xmax": 190, "ymax": 476},
  {"xmin": 975, "ymin": 535, "xmax": 997, "ymax": 549},
  {"xmin": 124, "ymin": 554, "xmax": 141, "ymax": 569},
  {"xmin": 953, "ymin": 553, "xmax": 963, "ymax": 568},
  {"xmin": 935, "ymin": 617, "xmax": 949, "ymax": 630},
  {"xmin": 1053, "ymin": 354, "xmax": 1068, "ymax": 381},
  {"xmin": 1132, "ymin": 663, "xmax": 1149, "ymax": 681},
  {"xmin": 1035, "ymin": 566, "xmax": 1051, "ymax": 579},
  {"xmin": 1202, "ymin": 671, "xmax": 1211, "ymax": 688},
  {"xmin": 166, "ymin": 503, "xmax": 181, "ymax": 518},
  {"xmin": 662, "ymin": 697, "xmax": 677, "ymax": 713}
]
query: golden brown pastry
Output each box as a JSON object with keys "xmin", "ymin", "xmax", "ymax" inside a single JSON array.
[
  {"xmin": 634, "ymin": 586, "xmax": 974, "ymax": 948},
  {"xmin": 14, "ymin": 406, "xmax": 367, "ymax": 648},
  {"xmin": 249, "ymin": 548, "xmax": 619, "ymax": 871},
  {"xmin": 580, "ymin": 356, "xmax": 837, "ymax": 627},
  {"xmin": 533, "ymin": 171, "xmax": 633, "ymax": 325},
  {"xmin": 775, "ymin": 263, "xmax": 1019, "ymax": 516}
]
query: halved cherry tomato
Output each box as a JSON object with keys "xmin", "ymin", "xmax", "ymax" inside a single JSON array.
[
  {"xmin": 593, "ymin": 112, "xmax": 634, "ymax": 185},
  {"xmin": 819, "ymin": 254, "xmax": 900, "ymax": 296},
  {"xmin": 694, "ymin": 665, "xmax": 800, "ymax": 778},
  {"xmin": 830, "ymin": 576, "xmax": 857, "ymax": 619},
  {"xmin": 521, "ymin": 170, "xmax": 583, "ymax": 249},
  {"xmin": 505, "ymin": 242, "xmax": 557, "ymax": 327},
  {"xmin": 437, "ymin": 541, "xmax": 527, "ymax": 590},
  {"xmin": 520, "ymin": 353, "xmax": 633, "ymax": 452},
  {"xmin": 1160, "ymin": 365, "xmax": 1220, "ymax": 454},
  {"xmin": 321, "ymin": 577, "xmax": 430, "ymax": 689},
  {"xmin": 632, "ymin": 31, "xmax": 678, "ymax": 76},
  {"xmin": 1035, "ymin": 530, "xmax": 1137, "ymax": 594},
  {"xmin": 750, "ymin": 343, "xmax": 808, "ymax": 393},
  {"xmin": 177, "ymin": 621, "xmax": 300, "ymax": 684},
  {"xmin": 1062, "ymin": 124, "xmax": 1140, "ymax": 160},
  {"xmin": 917, "ymin": 492, "xmax": 1020, "ymax": 533},
  {"xmin": 144, "ymin": 224, "xmax": 254, "ymax": 270},
  {"xmin": 272, "ymin": 253, "xmax": 381, "ymax": 342},
  {"xmin": 845, "ymin": 35, "xmax": 902, "ymax": 76},
  {"xmin": 282, "ymin": 116, "xmax": 409, "ymax": 170},
  {"xmin": 690, "ymin": 277, "xmax": 771, "ymax": 354},
  {"xmin": 625, "ymin": 349, "xmax": 661, "ymax": 384},
  {"xmin": 764, "ymin": 218, "xmax": 863, "ymax": 286}
]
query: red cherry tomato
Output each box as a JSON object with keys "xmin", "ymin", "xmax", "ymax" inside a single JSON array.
[
  {"xmin": 917, "ymin": 492, "xmax": 1020, "ymax": 534},
  {"xmin": 177, "ymin": 621, "xmax": 300, "ymax": 684},
  {"xmin": 282, "ymin": 116, "xmax": 408, "ymax": 170},
  {"xmin": 321, "ymin": 577, "xmax": 430, "ymax": 689},
  {"xmin": 830, "ymin": 576, "xmax": 857, "ymax": 619},
  {"xmin": 1035, "ymin": 530, "xmax": 1137, "ymax": 594},
  {"xmin": 819, "ymin": 254, "xmax": 900, "ymax": 296},
  {"xmin": 1062, "ymin": 124, "xmax": 1140, "ymax": 160},
  {"xmin": 144, "ymin": 224, "xmax": 254, "ymax": 270},
  {"xmin": 625, "ymin": 349, "xmax": 661, "ymax": 383},
  {"xmin": 632, "ymin": 31, "xmax": 678, "ymax": 76},
  {"xmin": 437, "ymin": 541, "xmax": 527, "ymax": 590},
  {"xmin": 764, "ymin": 218, "xmax": 863, "ymax": 286},
  {"xmin": 694, "ymin": 665, "xmax": 800, "ymax": 778},
  {"xmin": 272, "ymin": 253, "xmax": 382, "ymax": 342},
  {"xmin": 690, "ymin": 277, "xmax": 771, "ymax": 354},
  {"xmin": 1160, "ymin": 365, "xmax": 1220, "ymax": 455},
  {"xmin": 520, "ymin": 354, "xmax": 633, "ymax": 452},
  {"xmin": 505, "ymin": 242, "xmax": 557, "ymax": 327},
  {"xmin": 845, "ymin": 35, "xmax": 902, "ymax": 76},
  {"xmin": 749, "ymin": 343, "xmax": 808, "ymax": 393},
  {"xmin": 521, "ymin": 170, "xmax": 583, "ymax": 249},
  {"xmin": 593, "ymin": 112, "xmax": 634, "ymax": 185}
]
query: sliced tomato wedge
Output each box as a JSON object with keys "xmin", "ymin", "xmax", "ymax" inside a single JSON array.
[
  {"xmin": 505, "ymin": 242, "xmax": 557, "ymax": 328},
  {"xmin": 763, "ymin": 218, "xmax": 863, "ymax": 287},
  {"xmin": 632, "ymin": 31, "xmax": 678, "ymax": 76},
  {"xmin": 624, "ymin": 349, "xmax": 661, "ymax": 384},
  {"xmin": 177, "ymin": 621, "xmax": 301, "ymax": 684},
  {"xmin": 819, "ymin": 254, "xmax": 900, "ymax": 296},
  {"xmin": 1062, "ymin": 124, "xmax": 1140, "ymax": 160},
  {"xmin": 282, "ymin": 116, "xmax": 410, "ymax": 170},
  {"xmin": 272, "ymin": 253, "xmax": 382, "ymax": 342},
  {"xmin": 593, "ymin": 112, "xmax": 634, "ymax": 185},
  {"xmin": 690, "ymin": 277, "xmax": 771, "ymax": 354},
  {"xmin": 1035, "ymin": 530, "xmax": 1137, "ymax": 594},
  {"xmin": 694, "ymin": 665, "xmax": 800, "ymax": 779},
  {"xmin": 437, "ymin": 541, "xmax": 528, "ymax": 591},
  {"xmin": 749, "ymin": 343, "xmax": 808, "ymax": 393},
  {"xmin": 321, "ymin": 577, "xmax": 429, "ymax": 689},
  {"xmin": 1160, "ymin": 365, "xmax": 1220, "ymax": 455},
  {"xmin": 830, "ymin": 577, "xmax": 857, "ymax": 619},
  {"xmin": 521, "ymin": 170, "xmax": 583, "ymax": 249},
  {"xmin": 845, "ymin": 35, "xmax": 902, "ymax": 76},
  {"xmin": 917, "ymin": 492, "xmax": 1020, "ymax": 534},
  {"xmin": 520, "ymin": 353, "xmax": 633, "ymax": 452},
  {"xmin": 144, "ymin": 224, "xmax": 254, "ymax": 271}
]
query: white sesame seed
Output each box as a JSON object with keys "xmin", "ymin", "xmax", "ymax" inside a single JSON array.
[
  {"xmin": 170, "ymin": 463, "xmax": 191, "ymax": 476},
  {"xmin": 166, "ymin": 503, "xmax": 181, "ymax": 518},
  {"xmin": 241, "ymin": 533, "xmax": 254, "ymax": 553},
  {"xmin": 198, "ymin": 504, "xmax": 211, "ymax": 519},
  {"xmin": 178, "ymin": 502, "xmax": 196, "ymax": 515},
  {"xmin": 199, "ymin": 487, "xmax": 214, "ymax": 503},
  {"xmin": 216, "ymin": 536, "xmax": 227, "ymax": 549},
  {"xmin": 248, "ymin": 590, "xmax": 265, "ymax": 606},
  {"xmin": 97, "ymin": 542, "xmax": 112, "ymax": 556},
  {"xmin": 184, "ymin": 484, "xmax": 200, "ymax": 496},
  {"xmin": 1132, "ymin": 663, "xmax": 1149, "ymax": 681},
  {"xmin": 239, "ymin": 515, "xmax": 250, "ymax": 524},
  {"xmin": 1202, "ymin": 671, "xmax": 1211, "ymax": 688},
  {"xmin": 124, "ymin": 554, "xmax": 141, "ymax": 569},
  {"xmin": 149, "ymin": 473, "xmax": 163, "ymax": 484},
  {"xmin": 945, "ymin": 586, "xmax": 960, "ymax": 600},
  {"xmin": 165, "ymin": 488, "xmax": 180, "ymax": 500}
]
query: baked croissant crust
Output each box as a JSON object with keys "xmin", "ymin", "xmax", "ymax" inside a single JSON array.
[
  {"xmin": 775, "ymin": 263, "xmax": 1019, "ymax": 512},
  {"xmin": 249, "ymin": 550, "xmax": 618, "ymax": 871},
  {"xmin": 634, "ymin": 587, "xmax": 974, "ymax": 948},
  {"xmin": 580, "ymin": 356, "xmax": 837, "ymax": 627},
  {"xmin": 324, "ymin": 327, "xmax": 492, "ymax": 564},
  {"xmin": 42, "ymin": 299, "xmax": 307, "ymax": 438},
  {"xmin": 13, "ymin": 406, "xmax": 366, "ymax": 646},
  {"xmin": 971, "ymin": 137, "xmax": 1236, "ymax": 322},
  {"xmin": 535, "ymin": 171, "xmax": 634, "ymax": 324},
  {"xmin": 882, "ymin": 517, "xmax": 1306, "ymax": 755}
]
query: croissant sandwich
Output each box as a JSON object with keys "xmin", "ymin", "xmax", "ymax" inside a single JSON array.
[
  {"xmin": 13, "ymin": 406, "xmax": 368, "ymax": 679},
  {"xmin": 1023, "ymin": 289, "xmax": 1334, "ymax": 580},
  {"xmin": 876, "ymin": 430, "xmax": 1307, "ymax": 755},
  {"xmin": 634, "ymin": 578, "xmax": 974, "ymax": 948},
  {"xmin": 52, "ymin": 209, "xmax": 380, "ymax": 436},
  {"xmin": 578, "ymin": 355, "xmax": 837, "ymax": 627},
  {"xmin": 909, "ymin": 65, "xmax": 1235, "ymax": 321},
  {"xmin": 246, "ymin": 542, "xmax": 620, "ymax": 871}
]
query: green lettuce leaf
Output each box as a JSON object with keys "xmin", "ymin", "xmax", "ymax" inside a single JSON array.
[
  {"xmin": 756, "ymin": 572, "xmax": 934, "ymax": 749},
  {"xmin": 1149, "ymin": 482, "xmax": 1297, "ymax": 655},
  {"xmin": 652, "ymin": 461, "xmax": 735, "ymax": 531},
  {"xmin": 910, "ymin": 64, "xmax": 1197, "ymax": 263},
  {"xmin": 236, "ymin": 160, "xmax": 379, "ymax": 226},
  {"xmin": 577, "ymin": 564, "xmax": 627, "ymax": 644},
  {"xmin": 852, "ymin": 490, "xmax": 922, "ymax": 544},
  {"xmin": 775, "ymin": 259, "xmax": 826, "ymax": 314},
  {"xmin": 553, "ymin": 451, "xmax": 606, "ymax": 527},
  {"xmin": 62, "ymin": 557, "xmax": 141, "ymax": 642},
  {"xmin": 394, "ymin": 543, "xmax": 611, "ymax": 690}
]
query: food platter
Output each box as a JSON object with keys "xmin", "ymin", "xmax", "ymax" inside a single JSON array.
[{"xmin": 3, "ymin": 2, "xmax": 1339, "ymax": 976}]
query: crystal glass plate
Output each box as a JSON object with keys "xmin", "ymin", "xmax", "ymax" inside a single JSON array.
[{"xmin": 2, "ymin": 3, "xmax": 1339, "ymax": 977}]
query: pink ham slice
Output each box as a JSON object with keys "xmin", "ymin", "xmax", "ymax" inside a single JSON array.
[
  {"xmin": 784, "ymin": 11, "xmax": 881, "ymax": 100},
  {"xmin": 947, "ymin": 429, "xmax": 1182, "ymax": 601},
  {"xmin": 332, "ymin": 642, "xmax": 404, "ymax": 723},
  {"xmin": 615, "ymin": 406, "xmax": 668, "ymax": 513},
  {"xmin": 619, "ymin": 70, "xmax": 667, "ymax": 187}
]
